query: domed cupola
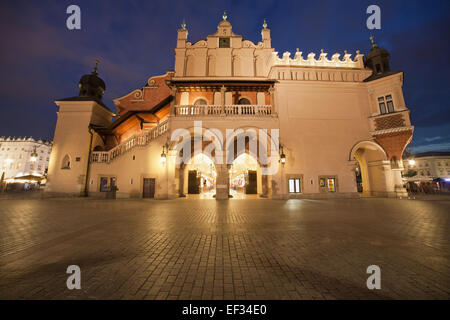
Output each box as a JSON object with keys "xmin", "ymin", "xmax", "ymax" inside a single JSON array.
[
  {"xmin": 365, "ymin": 36, "xmax": 391, "ymax": 76},
  {"xmin": 78, "ymin": 60, "xmax": 106, "ymax": 101}
]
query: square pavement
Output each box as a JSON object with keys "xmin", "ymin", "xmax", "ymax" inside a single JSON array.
[{"xmin": 0, "ymin": 197, "xmax": 449, "ymax": 299}]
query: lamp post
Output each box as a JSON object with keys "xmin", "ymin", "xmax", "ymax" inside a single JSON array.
[
  {"xmin": 279, "ymin": 145, "xmax": 286, "ymax": 165},
  {"xmin": 160, "ymin": 142, "xmax": 169, "ymax": 165}
]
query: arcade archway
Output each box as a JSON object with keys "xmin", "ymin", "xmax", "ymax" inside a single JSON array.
[
  {"xmin": 350, "ymin": 141, "xmax": 392, "ymax": 197},
  {"xmin": 229, "ymin": 153, "xmax": 260, "ymax": 198},
  {"xmin": 183, "ymin": 153, "xmax": 217, "ymax": 199}
]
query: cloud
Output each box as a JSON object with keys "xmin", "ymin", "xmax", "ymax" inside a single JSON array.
[
  {"xmin": 424, "ymin": 136, "xmax": 442, "ymax": 142},
  {"xmin": 411, "ymin": 142, "xmax": 450, "ymax": 153}
]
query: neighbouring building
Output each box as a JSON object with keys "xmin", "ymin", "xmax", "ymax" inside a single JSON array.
[
  {"xmin": 403, "ymin": 152, "xmax": 450, "ymax": 180},
  {"xmin": 45, "ymin": 15, "xmax": 414, "ymax": 199},
  {"xmin": 0, "ymin": 136, "xmax": 52, "ymax": 179}
]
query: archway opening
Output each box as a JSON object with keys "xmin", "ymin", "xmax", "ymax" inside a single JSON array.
[
  {"xmin": 184, "ymin": 153, "xmax": 217, "ymax": 199},
  {"xmin": 351, "ymin": 142, "xmax": 390, "ymax": 197},
  {"xmin": 229, "ymin": 153, "xmax": 260, "ymax": 199}
]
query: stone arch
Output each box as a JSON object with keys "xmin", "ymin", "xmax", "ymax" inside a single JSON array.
[
  {"xmin": 237, "ymin": 97, "xmax": 252, "ymax": 105},
  {"xmin": 349, "ymin": 140, "xmax": 393, "ymax": 197},
  {"xmin": 193, "ymin": 97, "xmax": 208, "ymax": 105}
]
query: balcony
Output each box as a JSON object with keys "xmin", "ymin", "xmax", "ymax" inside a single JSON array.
[
  {"xmin": 173, "ymin": 105, "xmax": 273, "ymax": 117},
  {"xmin": 369, "ymin": 109, "xmax": 413, "ymax": 135}
]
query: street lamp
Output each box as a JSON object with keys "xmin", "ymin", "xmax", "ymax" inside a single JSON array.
[
  {"xmin": 279, "ymin": 145, "xmax": 286, "ymax": 165},
  {"xmin": 408, "ymin": 159, "xmax": 415, "ymax": 166},
  {"xmin": 160, "ymin": 142, "xmax": 169, "ymax": 165}
]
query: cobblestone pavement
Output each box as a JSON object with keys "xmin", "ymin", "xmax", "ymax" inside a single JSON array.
[{"xmin": 0, "ymin": 197, "xmax": 449, "ymax": 300}]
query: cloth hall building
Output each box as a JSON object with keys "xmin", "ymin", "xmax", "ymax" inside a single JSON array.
[{"xmin": 45, "ymin": 16, "xmax": 414, "ymax": 200}]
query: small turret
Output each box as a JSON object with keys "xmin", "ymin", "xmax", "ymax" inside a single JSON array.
[
  {"xmin": 78, "ymin": 60, "xmax": 106, "ymax": 101},
  {"xmin": 365, "ymin": 36, "xmax": 391, "ymax": 75}
]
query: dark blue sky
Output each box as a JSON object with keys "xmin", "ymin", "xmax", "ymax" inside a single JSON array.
[{"xmin": 0, "ymin": 0, "xmax": 449, "ymax": 153}]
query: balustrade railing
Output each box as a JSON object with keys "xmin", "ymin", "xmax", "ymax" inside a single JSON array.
[
  {"xmin": 91, "ymin": 119, "xmax": 169, "ymax": 163},
  {"xmin": 174, "ymin": 105, "xmax": 272, "ymax": 116}
]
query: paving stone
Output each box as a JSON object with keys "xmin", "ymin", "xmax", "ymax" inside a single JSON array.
[{"xmin": 0, "ymin": 197, "xmax": 449, "ymax": 299}]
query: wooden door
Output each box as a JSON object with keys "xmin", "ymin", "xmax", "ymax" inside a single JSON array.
[
  {"xmin": 143, "ymin": 178, "xmax": 155, "ymax": 198},
  {"xmin": 188, "ymin": 170, "xmax": 200, "ymax": 194},
  {"xmin": 246, "ymin": 170, "xmax": 257, "ymax": 194}
]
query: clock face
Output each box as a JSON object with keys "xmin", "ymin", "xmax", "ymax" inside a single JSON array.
[{"xmin": 219, "ymin": 37, "xmax": 230, "ymax": 48}]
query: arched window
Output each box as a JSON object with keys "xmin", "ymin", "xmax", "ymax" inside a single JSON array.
[
  {"xmin": 194, "ymin": 98, "xmax": 208, "ymax": 105},
  {"xmin": 238, "ymin": 98, "xmax": 251, "ymax": 105},
  {"xmin": 61, "ymin": 154, "xmax": 71, "ymax": 169}
]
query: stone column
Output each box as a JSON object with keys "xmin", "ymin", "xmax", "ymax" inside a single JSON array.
[
  {"xmin": 178, "ymin": 163, "xmax": 186, "ymax": 197},
  {"xmin": 220, "ymin": 85, "xmax": 226, "ymax": 115},
  {"xmin": 269, "ymin": 86, "xmax": 276, "ymax": 116},
  {"xmin": 392, "ymin": 168, "xmax": 408, "ymax": 198},
  {"xmin": 215, "ymin": 163, "xmax": 230, "ymax": 200},
  {"xmin": 170, "ymin": 86, "xmax": 177, "ymax": 116},
  {"xmin": 260, "ymin": 168, "xmax": 269, "ymax": 198}
]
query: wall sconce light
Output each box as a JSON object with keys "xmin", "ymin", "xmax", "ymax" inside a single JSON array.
[
  {"xmin": 30, "ymin": 147, "xmax": 38, "ymax": 163},
  {"xmin": 160, "ymin": 142, "xmax": 169, "ymax": 165},
  {"xmin": 280, "ymin": 145, "xmax": 286, "ymax": 165}
]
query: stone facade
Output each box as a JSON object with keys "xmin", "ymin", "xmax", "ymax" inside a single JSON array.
[
  {"xmin": 46, "ymin": 16, "xmax": 414, "ymax": 199},
  {"xmin": 0, "ymin": 137, "xmax": 52, "ymax": 179}
]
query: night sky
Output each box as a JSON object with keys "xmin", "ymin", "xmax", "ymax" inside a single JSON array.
[{"xmin": 0, "ymin": 0, "xmax": 449, "ymax": 153}]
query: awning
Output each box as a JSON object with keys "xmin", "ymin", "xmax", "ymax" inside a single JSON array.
[{"xmin": 14, "ymin": 175, "xmax": 45, "ymax": 181}]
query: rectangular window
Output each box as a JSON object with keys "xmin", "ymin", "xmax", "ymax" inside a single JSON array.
[
  {"xmin": 378, "ymin": 95, "xmax": 395, "ymax": 114},
  {"xmin": 288, "ymin": 178, "xmax": 301, "ymax": 193},
  {"xmin": 386, "ymin": 95, "xmax": 394, "ymax": 112},
  {"xmin": 327, "ymin": 178, "xmax": 336, "ymax": 192},
  {"xmin": 219, "ymin": 37, "xmax": 230, "ymax": 48},
  {"xmin": 378, "ymin": 97, "xmax": 386, "ymax": 114}
]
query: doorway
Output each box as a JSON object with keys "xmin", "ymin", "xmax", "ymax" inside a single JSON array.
[{"xmin": 143, "ymin": 178, "xmax": 155, "ymax": 198}]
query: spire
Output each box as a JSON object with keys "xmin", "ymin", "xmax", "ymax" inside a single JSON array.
[
  {"xmin": 92, "ymin": 59, "xmax": 99, "ymax": 75},
  {"xmin": 181, "ymin": 19, "xmax": 186, "ymax": 30},
  {"xmin": 370, "ymin": 35, "xmax": 379, "ymax": 50},
  {"xmin": 263, "ymin": 19, "xmax": 267, "ymax": 29},
  {"xmin": 222, "ymin": 11, "xmax": 227, "ymax": 21}
]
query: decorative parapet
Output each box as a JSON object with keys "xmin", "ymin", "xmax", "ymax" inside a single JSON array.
[
  {"xmin": 272, "ymin": 49, "xmax": 365, "ymax": 69},
  {"xmin": 0, "ymin": 136, "xmax": 53, "ymax": 145}
]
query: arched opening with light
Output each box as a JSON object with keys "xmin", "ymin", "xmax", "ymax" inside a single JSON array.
[
  {"xmin": 229, "ymin": 153, "xmax": 260, "ymax": 199},
  {"xmin": 183, "ymin": 153, "xmax": 217, "ymax": 199}
]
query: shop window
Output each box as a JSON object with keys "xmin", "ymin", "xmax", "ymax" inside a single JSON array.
[
  {"xmin": 100, "ymin": 177, "xmax": 116, "ymax": 192},
  {"xmin": 327, "ymin": 178, "xmax": 336, "ymax": 192},
  {"xmin": 288, "ymin": 178, "xmax": 301, "ymax": 194},
  {"xmin": 99, "ymin": 177, "xmax": 108, "ymax": 192},
  {"xmin": 319, "ymin": 176, "xmax": 338, "ymax": 193}
]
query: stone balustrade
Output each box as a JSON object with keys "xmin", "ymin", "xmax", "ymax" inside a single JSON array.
[
  {"xmin": 174, "ymin": 105, "xmax": 273, "ymax": 116},
  {"xmin": 91, "ymin": 119, "xmax": 169, "ymax": 163}
]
